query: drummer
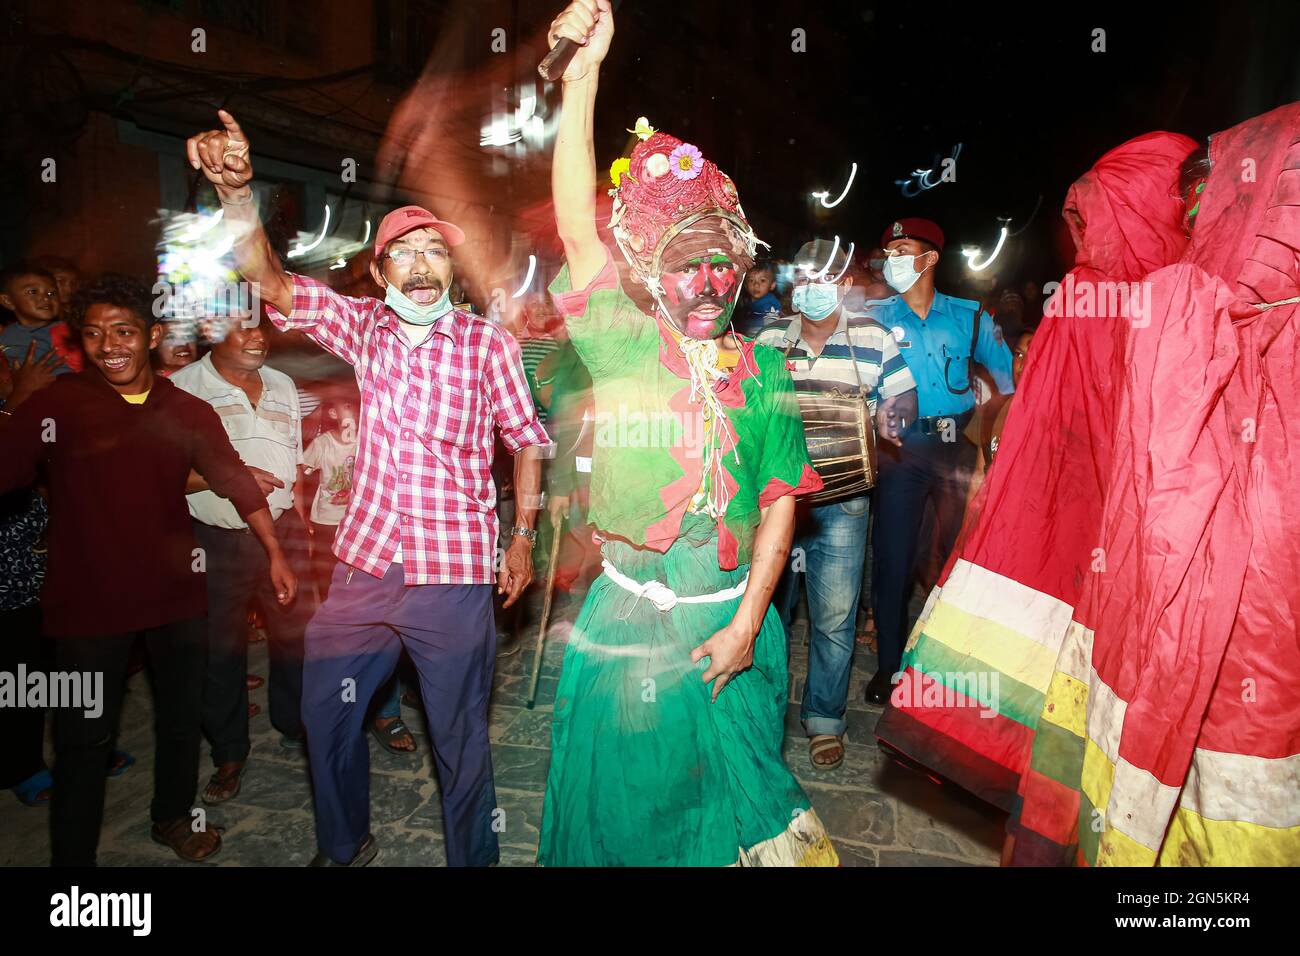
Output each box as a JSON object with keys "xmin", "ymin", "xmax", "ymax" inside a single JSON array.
[{"xmin": 755, "ymin": 238, "xmax": 916, "ymax": 770}]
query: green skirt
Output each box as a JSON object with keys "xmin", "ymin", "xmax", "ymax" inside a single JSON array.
[{"xmin": 537, "ymin": 514, "xmax": 838, "ymax": 866}]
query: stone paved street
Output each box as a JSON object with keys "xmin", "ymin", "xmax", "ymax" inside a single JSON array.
[{"xmin": 1, "ymin": 591, "xmax": 1006, "ymax": 867}]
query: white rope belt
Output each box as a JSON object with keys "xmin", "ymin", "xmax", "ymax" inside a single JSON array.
[{"xmin": 600, "ymin": 559, "xmax": 748, "ymax": 613}]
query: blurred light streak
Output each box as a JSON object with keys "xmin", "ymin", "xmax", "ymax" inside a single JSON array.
[
  {"xmin": 812, "ymin": 163, "xmax": 857, "ymax": 208},
  {"xmin": 512, "ymin": 255, "xmax": 537, "ymax": 298}
]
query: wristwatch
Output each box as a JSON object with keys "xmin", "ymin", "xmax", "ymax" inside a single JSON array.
[{"xmin": 511, "ymin": 526, "xmax": 538, "ymax": 547}]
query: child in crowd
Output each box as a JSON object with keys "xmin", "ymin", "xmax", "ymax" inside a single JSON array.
[
  {"xmin": 733, "ymin": 260, "xmax": 784, "ymax": 336},
  {"xmin": 302, "ymin": 394, "xmax": 359, "ymax": 597},
  {"xmin": 0, "ymin": 262, "xmax": 82, "ymax": 374},
  {"xmin": 302, "ymin": 392, "xmax": 416, "ymax": 754}
]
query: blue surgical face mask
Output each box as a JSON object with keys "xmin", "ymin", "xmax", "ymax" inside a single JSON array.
[
  {"xmin": 384, "ymin": 283, "xmax": 453, "ymax": 325},
  {"xmin": 792, "ymin": 282, "xmax": 841, "ymax": 321}
]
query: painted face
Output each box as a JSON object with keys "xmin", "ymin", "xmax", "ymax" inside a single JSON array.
[{"xmin": 656, "ymin": 254, "xmax": 741, "ymax": 340}]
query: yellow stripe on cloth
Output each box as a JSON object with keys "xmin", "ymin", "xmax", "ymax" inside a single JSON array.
[
  {"xmin": 922, "ymin": 600, "xmax": 1058, "ymax": 692},
  {"xmin": 737, "ymin": 809, "xmax": 840, "ymax": 867},
  {"xmin": 1040, "ymin": 671, "xmax": 1089, "ymax": 738},
  {"xmin": 1080, "ymin": 738, "xmax": 1117, "ymax": 825},
  {"xmin": 1096, "ymin": 822, "xmax": 1157, "ymax": 867},
  {"xmin": 942, "ymin": 560, "xmax": 1076, "ymax": 651},
  {"xmin": 1158, "ymin": 808, "xmax": 1300, "ymax": 866}
]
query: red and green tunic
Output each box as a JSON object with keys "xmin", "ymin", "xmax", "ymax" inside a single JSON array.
[
  {"xmin": 538, "ymin": 249, "xmax": 837, "ymax": 867},
  {"xmin": 548, "ymin": 250, "xmax": 822, "ymax": 564}
]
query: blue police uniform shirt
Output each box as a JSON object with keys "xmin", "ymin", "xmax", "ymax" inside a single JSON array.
[{"xmin": 864, "ymin": 292, "xmax": 1014, "ymax": 418}]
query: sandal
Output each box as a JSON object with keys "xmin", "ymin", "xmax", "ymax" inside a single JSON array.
[
  {"xmin": 369, "ymin": 717, "xmax": 418, "ymax": 755},
  {"xmin": 151, "ymin": 817, "xmax": 223, "ymax": 863},
  {"xmin": 809, "ymin": 734, "xmax": 845, "ymax": 770},
  {"xmin": 201, "ymin": 761, "xmax": 246, "ymax": 805},
  {"xmin": 11, "ymin": 769, "xmax": 53, "ymax": 807}
]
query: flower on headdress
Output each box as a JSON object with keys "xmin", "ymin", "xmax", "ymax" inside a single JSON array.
[
  {"xmin": 610, "ymin": 157, "xmax": 632, "ymax": 187},
  {"xmin": 669, "ymin": 143, "xmax": 704, "ymax": 181},
  {"xmin": 627, "ymin": 117, "xmax": 656, "ymax": 141}
]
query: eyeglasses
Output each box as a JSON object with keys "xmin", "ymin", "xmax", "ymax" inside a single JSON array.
[{"xmin": 384, "ymin": 247, "xmax": 449, "ymax": 266}]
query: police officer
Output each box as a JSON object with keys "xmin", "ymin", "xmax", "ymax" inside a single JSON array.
[{"xmin": 864, "ymin": 218, "xmax": 1014, "ymax": 704}]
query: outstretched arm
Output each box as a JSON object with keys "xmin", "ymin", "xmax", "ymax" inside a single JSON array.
[
  {"xmin": 186, "ymin": 110, "xmax": 294, "ymax": 317},
  {"xmin": 550, "ymin": 0, "xmax": 615, "ymax": 290}
]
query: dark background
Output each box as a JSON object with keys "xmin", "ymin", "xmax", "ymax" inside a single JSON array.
[
  {"xmin": 512, "ymin": 0, "xmax": 1300, "ymax": 288},
  {"xmin": 4, "ymin": 0, "xmax": 1299, "ymax": 297}
]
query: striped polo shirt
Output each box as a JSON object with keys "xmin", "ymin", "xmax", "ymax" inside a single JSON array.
[
  {"xmin": 518, "ymin": 335, "xmax": 561, "ymax": 424},
  {"xmin": 754, "ymin": 310, "xmax": 916, "ymax": 408}
]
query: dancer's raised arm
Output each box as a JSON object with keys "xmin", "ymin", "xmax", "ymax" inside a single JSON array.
[{"xmin": 549, "ymin": 0, "xmax": 615, "ymax": 290}]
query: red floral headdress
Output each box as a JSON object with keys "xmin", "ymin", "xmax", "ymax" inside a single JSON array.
[{"xmin": 608, "ymin": 120, "xmax": 763, "ymax": 295}]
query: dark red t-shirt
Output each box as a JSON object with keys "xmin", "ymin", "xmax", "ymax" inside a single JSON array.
[{"xmin": 0, "ymin": 371, "xmax": 266, "ymax": 636}]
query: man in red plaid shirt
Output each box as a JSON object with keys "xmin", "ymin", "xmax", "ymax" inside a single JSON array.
[{"xmin": 187, "ymin": 110, "xmax": 550, "ymax": 867}]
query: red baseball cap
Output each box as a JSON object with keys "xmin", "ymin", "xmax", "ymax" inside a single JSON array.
[
  {"xmin": 374, "ymin": 205, "xmax": 466, "ymax": 257},
  {"xmin": 881, "ymin": 217, "xmax": 945, "ymax": 252}
]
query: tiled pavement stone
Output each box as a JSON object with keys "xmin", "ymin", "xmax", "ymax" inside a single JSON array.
[{"xmin": 0, "ymin": 586, "xmax": 1004, "ymax": 866}]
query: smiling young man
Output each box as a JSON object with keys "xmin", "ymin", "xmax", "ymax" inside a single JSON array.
[
  {"xmin": 536, "ymin": 0, "xmax": 837, "ymax": 867},
  {"xmin": 186, "ymin": 110, "xmax": 549, "ymax": 867},
  {"xmin": 172, "ymin": 311, "xmax": 312, "ymax": 804},
  {"xmin": 0, "ymin": 274, "xmax": 294, "ymax": 865}
]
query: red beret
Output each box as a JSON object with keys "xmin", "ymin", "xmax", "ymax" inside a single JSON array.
[{"xmin": 881, "ymin": 218, "xmax": 945, "ymax": 252}]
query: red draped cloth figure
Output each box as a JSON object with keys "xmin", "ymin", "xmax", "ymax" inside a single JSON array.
[
  {"xmin": 1010, "ymin": 103, "xmax": 1300, "ymax": 866},
  {"xmin": 874, "ymin": 131, "xmax": 1196, "ymax": 812}
]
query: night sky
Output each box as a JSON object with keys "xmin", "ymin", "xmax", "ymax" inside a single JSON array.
[{"xmin": 499, "ymin": 0, "xmax": 1300, "ymax": 291}]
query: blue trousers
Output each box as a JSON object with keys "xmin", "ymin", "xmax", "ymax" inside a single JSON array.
[
  {"xmin": 871, "ymin": 424, "xmax": 977, "ymax": 680},
  {"xmin": 301, "ymin": 562, "xmax": 499, "ymax": 866},
  {"xmin": 776, "ymin": 495, "xmax": 871, "ymax": 737}
]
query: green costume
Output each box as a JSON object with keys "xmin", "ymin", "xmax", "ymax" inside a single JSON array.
[{"xmin": 536, "ymin": 251, "xmax": 838, "ymax": 866}]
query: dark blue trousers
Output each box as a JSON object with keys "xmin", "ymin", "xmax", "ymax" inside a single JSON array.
[
  {"xmin": 871, "ymin": 423, "xmax": 977, "ymax": 680},
  {"xmin": 302, "ymin": 562, "xmax": 499, "ymax": 866}
]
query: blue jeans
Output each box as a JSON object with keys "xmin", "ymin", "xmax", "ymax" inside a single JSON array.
[{"xmin": 777, "ymin": 495, "xmax": 871, "ymax": 737}]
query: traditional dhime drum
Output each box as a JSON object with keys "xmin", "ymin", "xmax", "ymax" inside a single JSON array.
[
  {"xmin": 797, "ymin": 388, "xmax": 876, "ymax": 504},
  {"xmin": 785, "ymin": 339, "xmax": 876, "ymax": 505}
]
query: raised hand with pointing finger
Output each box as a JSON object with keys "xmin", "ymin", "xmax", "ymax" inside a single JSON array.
[{"xmin": 186, "ymin": 109, "xmax": 254, "ymax": 195}]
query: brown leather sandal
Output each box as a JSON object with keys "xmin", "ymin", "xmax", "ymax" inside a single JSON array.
[
  {"xmin": 151, "ymin": 817, "xmax": 223, "ymax": 862},
  {"xmin": 809, "ymin": 734, "xmax": 845, "ymax": 770},
  {"xmin": 202, "ymin": 761, "xmax": 246, "ymax": 805}
]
